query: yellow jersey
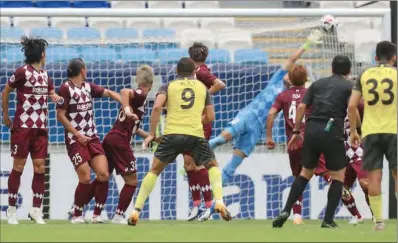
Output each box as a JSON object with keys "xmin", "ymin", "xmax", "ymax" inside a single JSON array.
[
  {"xmin": 157, "ymin": 77, "xmax": 212, "ymax": 138},
  {"xmin": 354, "ymin": 63, "xmax": 397, "ymax": 138}
]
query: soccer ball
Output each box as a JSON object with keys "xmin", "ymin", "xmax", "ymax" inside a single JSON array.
[{"xmin": 320, "ymin": 14, "xmax": 338, "ymax": 33}]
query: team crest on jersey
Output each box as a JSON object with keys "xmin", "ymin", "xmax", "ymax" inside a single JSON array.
[
  {"xmin": 136, "ymin": 89, "xmax": 142, "ymax": 95},
  {"xmin": 9, "ymin": 75, "xmax": 15, "ymax": 83}
]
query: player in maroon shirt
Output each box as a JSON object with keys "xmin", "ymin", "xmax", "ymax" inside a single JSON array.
[
  {"xmin": 102, "ymin": 65, "xmax": 157, "ymax": 224},
  {"xmin": 2, "ymin": 37, "xmax": 62, "ymax": 225},
  {"xmin": 56, "ymin": 58, "xmax": 121, "ymax": 224},
  {"xmin": 186, "ymin": 42, "xmax": 226, "ymax": 221}
]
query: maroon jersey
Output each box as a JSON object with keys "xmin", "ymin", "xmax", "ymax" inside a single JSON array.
[
  {"xmin": 8, "ymin": 65, "xmax": 54, "ymax": 129},
  {"xmin": 344, "ymin": 100, "xmax": 364, "ymax": 162},
  {"xmin": 57, "ymin": 80, "xmax": 104, "ymax": 145},
  {"xmin": 108, "ymin": 88, "xmax": 147, "ymax": 141},
  {"xmin": 272, "ymin": 86, "xmax": 307, "ymax": 142},
  {"xmin": 195, "ymin": 64, "xmax": 217, "ymax": 89}
]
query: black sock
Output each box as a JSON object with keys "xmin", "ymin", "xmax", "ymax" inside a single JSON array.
[
  {"xmin": 282, "ymin": 175, "xmax": 309, "ymax": 214},
  {"xmin": 324, "ymin": 180, "xmax": 343, "ymax": 223}
]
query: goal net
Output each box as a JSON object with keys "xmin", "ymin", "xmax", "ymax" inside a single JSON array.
[{"xmin": 0, "ymin": 11, "xmax": 387, "ymax": 221}]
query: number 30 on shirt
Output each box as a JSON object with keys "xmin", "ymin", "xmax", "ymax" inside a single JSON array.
[{"xmin": 288, "ymin": 101, "xmax": 305, "ymax": 124}]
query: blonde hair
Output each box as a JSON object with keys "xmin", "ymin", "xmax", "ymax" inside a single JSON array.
[{"xmin": 136, "ymin": 65, "xmax": 154, "ymax": 86}]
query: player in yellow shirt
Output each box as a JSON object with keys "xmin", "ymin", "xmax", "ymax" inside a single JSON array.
[
  {"xmin": 348, "ymin": 41, "xmax": 397, "ymax": 231},
  {"xmin": 127, "ymin": 58, "xmax": 231, "ymax": 226}
]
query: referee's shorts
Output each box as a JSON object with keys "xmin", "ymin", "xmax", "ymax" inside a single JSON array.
[{"xmin": 301, "ymin": 120, "xmax": 347, "ymax": 172}]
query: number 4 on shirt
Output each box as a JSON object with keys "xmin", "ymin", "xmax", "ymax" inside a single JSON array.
[{"xmin": 288, "ymin": 101, "xmax": 305, "ymax": 124}]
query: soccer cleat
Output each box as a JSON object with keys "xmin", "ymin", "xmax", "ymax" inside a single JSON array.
[
  {"xmin": 272, "ymin": 212, "xmax": 289, "ymax": 228},
  {"xmin": 188, "ymin": 206, "xmax": 204, "ymax": 221},
  {"xmin": 111, "ymin": 214, "xmax": 127, "ymax": 225},
  {"xmin": 67, "ymin": 205, "xmax": 75, "ymax": 219},
  {"xmin": 321, "ymin": 221, "xmax": 338, "ymax": 228},
  {"xmin": 214, "ymin": 202, "xmax": 232, "ymax": 221},
  {"xmin": 6, "ymin": 206, "xmax": 19, "ymax": 225},
  {"xmin": 348, "ymin": 216, "xmax": 364, "ymax": 225},
  {"xmin": 71, "ymin": 216, "xmax": 86, "ymax": 224},
  {"xmin": 127, "ymin": 210, "xmax": 139, "ymax": 226},
  {"xmin": 373, "ymin": 221, "xmax": 385, "ymax": 231},
  {"xmin": 198, "ymin": 208, "xmax": 212, "ymax": 222},
  {"xmin": 28, "ymin": 207, "xmax": 46, "ymax": 224},
  {"xmin": 293, "ymin": 214, "xmax": 304, "ymax": 225},
  {"xmin": 92, "ymin": 215, "xmax": 105, "ymax": 224}
]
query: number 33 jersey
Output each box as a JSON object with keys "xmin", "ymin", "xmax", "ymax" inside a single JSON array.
[
  {"xmin": 354, "ymin": 63, "xmax": 397, "ymax": 137},
  {"xmin": 108, "ymin": 89, "xmax": 147, "ymax": 141}
]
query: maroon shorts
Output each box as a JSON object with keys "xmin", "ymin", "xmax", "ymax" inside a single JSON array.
[
  {"xmin": 344, "ymin": 157, "xmax": 368, "ymax": 187},
  {"xmin": 66, "ymin": 136, "xmax": 105, "ymax": 170},
  {"xmin": 288, "ymin": 149, "xmax": 302, "ymax": 176},
  {"xmin": 102, "ymin": 133, "xmax": 136, "ymax": 175},
  {"xmin": 10, "ymin": 128, "xmax": 48, "ymax": 159},
  {"xmin": 314, "ymin": 154, "xmax": 328, "ymax": 176}
]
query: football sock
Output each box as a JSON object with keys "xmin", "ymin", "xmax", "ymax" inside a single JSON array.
[
  {"xmin": 222, "ymin": 154, "xmax": 244, "ymax": 184},
  {"xmin": 93, "ymin": 179, "xmax": 109, "ymax": 216},
  {"xmin": 74, "ymin": 182, "xmax": 90, "ymax": 217},
  {"xmin": 362, "ymin": 188, "xmax": 371, "ymax": 207},
  {"xmin": 209, "ymin": 135, "xmax": 226, "ymax": 150},
  {"xmin": 134, "ymin": 172, "xmax": 158, "ymax": 210},
  {"xmin": 341, "ymin": 188, "xmax": 362, "ymax": 218},
  {"xmin": 186, "ymin": 170, "xmax": 201, "ymax": 207},
  {"xmin": 369, "ymin": 195, "xmax": 383, "ymax": 222},
  {"xmin": 88, "ymin": 179, "xmax": 99, "ymax": 202},
  {"xmin": 282, "ymin": 175, "xmax": 309, "ymax": 214},
  {"xmin": 292, "ymin": 195, "xmax": 303, "ymax": 215},
  {"xmin": 208, "ymin": 167, "xmax": 223, "ymax": 202},
  {"xmin": 198, "ymin": 168, "xmax": 213, "ymax": 208},
  {"xmin": 32, "ymin": 172, "xmax": 45, "ymax": 208},
  {"xmin": 116, "ymin": 184, "xmax": 136, "ymax": 216},
  {"xmin": 324, "ymin": 180, "xmax": 343, "ymax": 223},
  {"xmin": 8, "ymin": 169, "xmax": 22, "ymax": 207}
]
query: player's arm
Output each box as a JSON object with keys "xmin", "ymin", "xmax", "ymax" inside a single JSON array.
[
  {"xmin": 120, "ymin": 88, "xmax": 138, "ymax": 119},
  {"xmin": 209, "ymin": 78, "xmax": 225, "ymax": 94},
  {"xmin": 47, "ymin": 78, "xmax": 62, "ymax": 103},
  {"xmin": 196, "ymin": 70, "xmax": 225, "ymax": 95},
  {"xmin": 136, "ymin": 128, "xmax": 150, "ymax": 139},
  {"xmin": 202, "ymin": 89, "xmax": 215, "ymax": 124},
  {"xmin": 149, "ymin": 93, "xmax": 167, "ymax": 137},
  {"xmin": 348, "ymin": 75, "xmax": 363, "ymax": 134},
  {"xmin": 266, "ymin": 94, "xmax": 283, "ymax": 148},
  {"xmin": 2, "ymin": 84, "xmax": 14, "ymax": 128},
  {"xmin": 103, "ymin": 89, "xmax": 122, "ymax": 103}
]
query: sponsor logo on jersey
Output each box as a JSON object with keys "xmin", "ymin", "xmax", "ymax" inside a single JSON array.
[
  {"xmin": 77, "ymin": 102, "xmax": 93, "ymax": 111},
  {"xmin": 33, "ymin": 87, "xmax": 48, "ymax": 94},
  {"xmin": 9, "ymin": 75, "xmax": 15, "ymax": 83}
]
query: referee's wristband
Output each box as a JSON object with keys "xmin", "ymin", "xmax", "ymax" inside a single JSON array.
[{"xmin": 292, "ymin": 130, "xmax": 300, "ymax": 135}]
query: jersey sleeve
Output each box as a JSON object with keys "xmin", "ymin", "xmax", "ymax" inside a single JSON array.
[
  {"xmin": 57, "ymin": 84, "xmax": 70, "ymax": 110},
  {"xmin": 90, "ymin": 82, "xmax": 105, "ymax": 98},
  {"xmin": 196, "ymin": 69, "xmax": 217, "ymax": 87},
  {"xmin": 302, "ymin": 82, "xmax": 315, "ymax": 105},
  {"xmin": 271, "ymin": 93, "xmax": 284, "ymax": 112},
  {"xmin": 8, "ymin": 68, "xmax": 26, "ymax": 89},
  {"xmin": 268, "ymin": 68, "xmax": 288, "ymax": 86},
  {"xmin": 204, "ymin": 89, "xmax": 213, "ymax": 106},
  {"xmin": 157, "ymin": 83, "xmax": 169, "ymax": 100}
]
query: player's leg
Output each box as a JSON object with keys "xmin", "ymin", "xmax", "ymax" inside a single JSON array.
[
  {"xmin": 90, "ymin": 154, "xmax": 110, "ymax": 223},
  {"xmin": 209, "ymin": 115, "xmax": 245, "ymax": 150},
  {"xmin": 112, "ymin": 173, "xmax": 137, "ymax": 224},
  {"xmin": 184, "ymin": 154, "xmax": 202, "ymax": 221},
  {"xmin": 341, "ymin": 164, "xmax": 364, "ymax": 224},
  {"xmin": 383, "ymin": 134, "xmax": 397, "ymax": 198},
  {"xmin": 209, "ymin": 129, "xmax": 233, "ymax": 150},
  {"xmin": 222, "ymin": 149, "xmax": 246, "ymax": 185},
  {"xmin": 288, "ymin": 149, "xmax": 304, "ymax": 224}
]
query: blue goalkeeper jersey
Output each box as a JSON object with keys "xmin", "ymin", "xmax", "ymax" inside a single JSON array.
[{"xmin": 237, "ymin": 68, "xmax": 287, "ymax": 127}]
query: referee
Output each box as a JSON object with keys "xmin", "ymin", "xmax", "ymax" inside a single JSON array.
[{"xmin": 273, "ymin": 55, "xmax": 353, "ymax": 228}]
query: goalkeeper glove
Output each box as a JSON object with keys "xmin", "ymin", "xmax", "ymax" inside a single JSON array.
[{"xmin": 302, "ymin": 29, "xmax": 323, "ymax": 50}]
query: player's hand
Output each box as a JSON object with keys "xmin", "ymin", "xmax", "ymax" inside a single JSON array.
[
  {"xmin": 76, "ymin": 134, "xmax": 91, "ymax": 146},
  {"xmin": 288, "ymin": 134, "xmax": 302, "ymax": 151},
  {"xmin": 124, "ymin": 106, "xmax": 139, "ymax": 120},
  {"xmin": 3, "ymin": 116, "xmax": 12, "ymax": 129},
  {"xmin": 50, "ymin": 94, "xmax": 62, "ymax": 104},
  {"xmin": 154, "ymin": 136, "xmax": 162, "ymax": 144},
  {"xmin": 350, "ymin": 131, "xmax": 361, "ymax": 148},
  {"xmin": 307, "ymin": 29, "xmax": 323, "ymax": 44},
  {"xmin": 143, "ymin": 135, "xmax": 155, "ymax": 149},
  {"xmin": 265, "ymin": 137, "xmax": 276, "ymax": 150}
]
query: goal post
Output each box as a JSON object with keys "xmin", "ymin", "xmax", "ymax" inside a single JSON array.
[{"xmin": 0, "ymin": 7, "xmax": 391, "ymax": 221}]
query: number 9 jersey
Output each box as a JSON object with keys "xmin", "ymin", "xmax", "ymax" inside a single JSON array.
[{"xmin": 354, "ymin": 63, "xmax": 397, "ymax": 138}]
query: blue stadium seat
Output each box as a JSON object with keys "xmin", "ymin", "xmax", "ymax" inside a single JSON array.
[
  {"xmin": 0, "ymin": 27, "xmax": 25, "ymax": 40},
  {"xmin": 67, "ymin": 27, "xmax": 101, "ymax": 40},
  {"xmin": 0, "ymin": 1, "xmax": 34, "ymax": 7},
  {"xmin": 120, "ymin": 48, "xmax": 156, "ymax": 63},
  {"xmin": 207, "ymin": 49, "xmax": 230, "ymax": 63},
  {"xmin": 36, "ymin": 1, "xmax": 71, "ymax": 8},
  {"xmin": 235, "ymin": 49, "xmax": 268, "ymax": 64},
  {"xmin": 72, "ymin": 1, "xmax": 110, "ymax": 8},
  {"xmin": 142, "ymin": 28, "xmax": 176, "ymax": 38},
  {"xmin": 30, "ymin": 27, "xmax": 63, "ymax": 41},
  {"xmin": 105, "ymin": 28, "xmax": 139, "ymax": 40},
  {"xmin": 82, "ymin": 47, "xmax": 116, "ymax": 62},
  {"xmin": 158, "ymin": 48, "xmax": 188, "ymax": 64},
  {"xmin": 3, "ymin": 47, "xmax": 24, "ymax": 62},
  {"xmin": 46, "ymin": 47, "xmax": 79, "ymax": 62}
]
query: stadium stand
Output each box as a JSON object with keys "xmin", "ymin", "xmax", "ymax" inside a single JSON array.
[
  {"xmin": 319, "ymin": 1, "xmax": 354, "ymax": 8},
  {"xmin": 66, "ymin": 27, "xmax": 101, "ymax": 42},
  {"xmin": 163, "ymin": 18, "xmax": 199, "ymax": 30},
  {"xmin": 0, "ymin": 16, "xmax": 11, "ymax": 27},
  {"xmin": 46, "ymin": 46, "xmax": 79, "ymax": 62},
  {"xmin": 13, "ymin": 17, "xmax": 49, "ymax": 30},
  {"xmin": 147, "ymin": 1, "xmax": 183, "ymax": 9},
  {"xmin": 36, "ymin": 0, "xmax": 71, "ymax": 8},
  {"xmin": 0, "ymin": 27, "xmax": 25, "ymax": 41},
  {"xmin": 126, "ymin": 18, "xmax": 162, "ymax": 30},
  {"xmin": 105, "ymin": 28, "xmax": 139, "ymax": 43},
  {"xmin": 82, "ymin": 46, "xmax": 115, "ymax": 62},
  {"xmin": 185, "ymin": 1, "xmax": 220, "ymax": 9},
  {"xmin": 72, "ymin": 1, "xmax": 110, "ymax": 8},
  {"xmin": 235, "ymin": 49, "xmax": 268, "ymax": 64},
  {"xmin": 354, "ymin": 29, "xmax": 382, "ymax": 63},
  {"xmin": 158, "ymin": 48, "xmax": 188, "ymax": 64},
  {"xmin": 120, "ymin": 48, "xmax": 156, "ymax": 63},
  {"xmin": 200, "ymin": 18, "xmax": 235, "ymax": 30},
  {"xmin": 87, "ymin": 17, "xmax": 124, "ymax": 34},
  {"xmin": 30, "ymin": 27, "xmax": 63, "ymax": 41},
  {"xmin": 179, "ymin": 29, "xmax": 215, "ymax": 48},
  {"xmin": 111, "ymin": 1, "xmax": 146, "ymax": 9},
  {"xmin": 0, "ymin": 1, "xmax": 34, "ymax": 8},
  {"xmin": 207, "ymin": 48, "xmax": 231, "ymax": 63},
  {"xmin": 51, "ymin": 17, "xmax": 86, "ymax": 31}
]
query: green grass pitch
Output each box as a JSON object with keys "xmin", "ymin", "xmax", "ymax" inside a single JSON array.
[{"xmin": 1, "ymin": 219, "xmax": 396, "ymax": 242}]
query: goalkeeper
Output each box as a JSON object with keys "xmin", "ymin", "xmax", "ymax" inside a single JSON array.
[{"xmin": 209, "ymin": 29, "xmax": 323, "ymax": 184}]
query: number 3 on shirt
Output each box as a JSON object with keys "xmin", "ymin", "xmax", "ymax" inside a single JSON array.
[
  {"xmin": 181, "ymin": 88, "xmax": 195, "ymax": 109},
  {"xmin": 288, "ymin": 101, "xmax": 305, "ymax": 124},
  {"xmin": 366, "ymin": 78, "xmax": 394, "ymax": 105}
]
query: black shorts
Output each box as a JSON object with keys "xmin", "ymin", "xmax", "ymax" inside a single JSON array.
[
  {"xmin": 362, "ymin": 133, "xmax": 397, "ymax": 171},
  {"xmin": 301, "ymin": 120, "xmax": 347, "ymax": 172},
  {"xmin": 154, "ymin": 134, "xmax": 215, "ymax": 165}
]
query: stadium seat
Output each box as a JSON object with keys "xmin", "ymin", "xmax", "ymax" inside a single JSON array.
[
  {"xmin": 158, "ymin": 48, "xmax": 188, "ymax": 64},
  {"xmin": 0, "ymin": 17, "xmax": 11, "ymax": 27},
  {"xmin": 72, "ymin": 1, "xmax": 110, "ymax": 8},
  {"xmin": 147, "ymin": 1, "xmax": 182, "ymax": 8},
  {"xmin": 3, "ymin": 47, "xmax": 24, "ymax": 62},
  {"xmin": 0, "ymin": 27, "xmax": 25, "ymax": 41},
  {"xmin": 82, "ymin": 47, "xmax": 116, "ymax": 62},
  {"xmin": 36, "ymin": 1, "xmax": 71, "ymax": 8},
  {"xmin": 234, "ymin": 49, "xmax": 268, "ymax": 64},
  {"xmin": 87, "ymin": 18, "xmax": 123, "ymax": 34},
  {"xmin": 120, "ymin": 48, "xmax": 156, "ymax": 63},
  {"xmin": 185, "ymin": 1, "xmax": 220, "ymax": 9},
  {"xmin": 46, "ymin": 47, "xmax": 79, "ymax": 62},
  {"xmin": 354, "ymin": 29, "xmax": 381, "ymax": 63},
  {"xmin": 111, "ymin": 1, "xmax": 146, "ymax": 8},
  {"xmin": 51, "ymin": 17, "xmax": 87, "ymax": 31},
  {"xmin": 200, "ymin": 18, "xmax": 235, "ymax": 30},
  {"xmin": 105, "ymin": 28, "xmax": 139, "ymax": 42},
  {"xmin": 179, "ymin": 29, "xmax": 215, "ymax": 48},
  {"xmin": 13, "ymin": 17, "xmax": 49, "ymax": 30},
  {"xmin": 217, "ymin": 31, "xmax": 253, "ymax": 53},
  {"xmin": 142, "ymin": 29, "xmax": 176, "ymax": 39},
  {"xmin": 0, "ymin": 1, "xmax": 34, "ymax": 8},
  {"xmin": 67, "ymin": 27, "xmax": 101, "ymax": 41},
  {"xmin": 30, "ymin": 27, "xmax": 63, "ymax": 41},
  {"xmin": 320, "ymin": 1, "xmax": 354, "ymax": 8},
  {"xmin": 207, "ymin": 49, "xmax": 230, "ymax": 63},
  {"xmin": 126, "ymin": 18, "xmax": 161, "ymax": 30},
  {"xmin": 163, "ymin": 18, "xmax": 199, "ymax": 30}
]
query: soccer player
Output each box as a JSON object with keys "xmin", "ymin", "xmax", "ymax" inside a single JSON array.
[
  {"xmin": 348, "ymin": 41, "xmax": 397, "ymax": 231},
  {"xmin": 56, "ymin": 58, "xmax": 121, "ymax": 224},
  {"xmin": 127, "ymin": 58, "xmax": 231, "ymax": 226},
  {"xmin": 209, "ymin": 29, "xmax": 323, "ymax": 184},
  {"xmin": 102, "ymin": 65, "xmax": 155, "ymax": 224},
  {"xmin": 2, "ymin": 37, "xmax": 62, "ymax": 225},
  {"xmin": 185, "ymin": 42, "xmax": 226, "ymax": 221}
]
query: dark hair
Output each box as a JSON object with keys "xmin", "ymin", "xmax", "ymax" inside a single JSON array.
[
  {"xmin": 177, "ymin": 57, "xmax": 195, "ymax": 77},
  {"xmin": 376, "ymin": 41, "xmax": 396, "ymax": 62},
  {"xmin": 188, "ymin": 42, "xmax": 208, "ymax": 63},
  {"xmin": 332, "ymin": 55, "xmax": 351, "ymax": 76},
  {"xmin": 67, "ymin": 58, "xmax": 85, "ymax": 78},
  {"xmin": 289, "ymin": 65, "xmax": 307, "ymax": 86},
  {"xmin": 21, "ymin": 36, "xmax": 48, "ymax": 64}
]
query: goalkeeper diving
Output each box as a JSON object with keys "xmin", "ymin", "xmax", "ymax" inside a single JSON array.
[{"xmin": 209, "ymin": 29, "xmax": 324, "ymax": 184}]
